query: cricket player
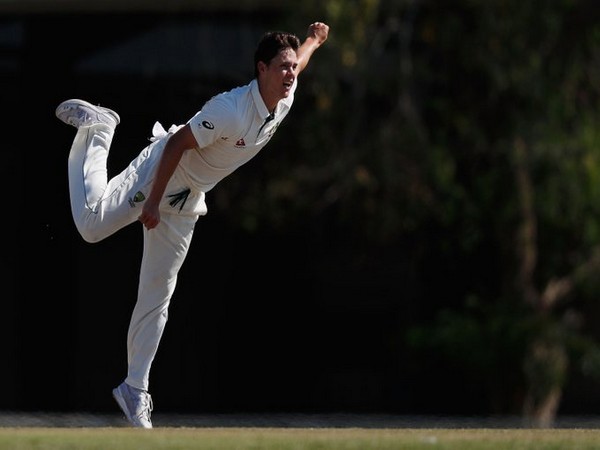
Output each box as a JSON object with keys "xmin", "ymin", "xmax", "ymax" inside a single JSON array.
[{"xmin": 55, "ymin": 22, "xmax": 329, "ymax": 428}]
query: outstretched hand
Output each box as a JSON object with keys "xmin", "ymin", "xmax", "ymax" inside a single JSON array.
[{"xmin": 307, "ymin": 22, "xmax": 329, "ymax": 45}]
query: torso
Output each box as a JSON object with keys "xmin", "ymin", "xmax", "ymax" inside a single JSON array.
[{"xmin": 181, "ymin": 78, "xmax": 296, "ymax": 192}]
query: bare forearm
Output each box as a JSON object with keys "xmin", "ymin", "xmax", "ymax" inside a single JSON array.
[
  {"xmin": 147, "ymin": 143, "xmax": 182, "ymax": 205},
  {"xmin": 138, "ymin": 125, "xmax": 196, "ymax": 229},
  {"xmin": 147, "ymin": 125, "xmax": 196, "ymax": 205},
  {"xmin": 297, "ymin": 22, "xmax": 329, "ymax": 74}
]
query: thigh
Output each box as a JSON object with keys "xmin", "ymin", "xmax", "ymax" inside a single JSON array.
[{"xmin": 140, "ymin": 214, "xmax": 198, "ymax": 285}]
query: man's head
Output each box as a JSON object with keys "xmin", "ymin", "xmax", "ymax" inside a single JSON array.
[
  {"xmin": 254, "ymin": 31, "xmax": 301, "ymax": 78},
  {"xmin": 254, "ymin": 31, "xmax": 302, "ymax": 109}
]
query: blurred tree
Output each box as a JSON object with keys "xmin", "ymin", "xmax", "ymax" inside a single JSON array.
[
  {"xmin": 406, "ymin": 0, "xmax": 600, "ymax": 427},
  {"xmin": 214, "ymin": 0, "xmax": 600, "ymax": 426}
]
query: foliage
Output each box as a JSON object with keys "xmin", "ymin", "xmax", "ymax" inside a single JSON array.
[
  {"xmin": 406, "ymin": 296, "xmax": 600, "ymax": 414},
  {"xmin": 217, "ymin": 0, "xmax": 600, "ymax": 421}
]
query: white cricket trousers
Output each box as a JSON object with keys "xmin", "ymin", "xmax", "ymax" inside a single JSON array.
[{"xmin": 67, "ymin": 122, "xmax": 203, "ymax": 391}]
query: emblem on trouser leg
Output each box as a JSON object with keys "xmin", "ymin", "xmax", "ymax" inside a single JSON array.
[
  {"xmin": 128, "ymin": 191, "xmax": 146, "ymax": 207},
  {"xmin": 167, "ymin": 188, "xmax": 191, "ymax": 212}
]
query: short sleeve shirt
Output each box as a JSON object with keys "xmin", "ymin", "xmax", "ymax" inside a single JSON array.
[{"xmin": 179, "ymin": 78, "xmax": 297, "ymax": 193}]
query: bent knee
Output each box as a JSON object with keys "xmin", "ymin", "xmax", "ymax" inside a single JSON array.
[
  {"xmin": 80, "ymin": 233, "xmax": 103, "ymax": 244},
  {"xmin": 77, "ymin": 227, "xmax": 105, "ymax": 243}
]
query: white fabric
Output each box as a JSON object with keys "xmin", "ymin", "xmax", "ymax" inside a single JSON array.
[
  {"xmin": 66, "ymin": 78, "xmax": 296, "ymax": 391},
  {"xmin": 67, "ymin": 123, "xmax": 204, "ymax": 391},
  {"xmin": 183, "ymin": 78, "xmax": 296, "ymax": 193},
  {"xmin": 150, "ymin": 122, "xmax": 183, "ymax": 142}
]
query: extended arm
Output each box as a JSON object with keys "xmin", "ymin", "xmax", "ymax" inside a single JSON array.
[
  {"xmin": 138, "ymin": 124, "xmax": 197, "ymax": 229},
  {"xmin": 296, "ymin": 22, "xmax": 329, "ymax": 75}
]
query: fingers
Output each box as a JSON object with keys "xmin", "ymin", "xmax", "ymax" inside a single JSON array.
[
  {"xmin": 142, "ymin": 221, "xmax": 157, "ymax": 230},
  {"xmin": 138, "ymin": 213, "xmax": 159, "ymax": 230},
  {"xmin": 309, "ymin": 22, "xmax": 329, "ymax": 41}
]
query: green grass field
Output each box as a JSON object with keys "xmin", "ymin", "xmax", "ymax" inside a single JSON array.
[{"xmin": 0, "ymin": 428, "xmax": 600, "ymax": 450}]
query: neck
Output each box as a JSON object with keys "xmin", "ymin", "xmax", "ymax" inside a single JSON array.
[{"xmin": 257, "ymin": 79, "xmax": 278, "ymax": 113}]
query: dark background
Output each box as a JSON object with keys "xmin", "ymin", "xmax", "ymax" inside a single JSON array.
[
  {"xmin": 4, "ymin": 5, "xmax": 411, "ymax": 416},
  {"xmin": 4, "ymin": 0, "xmax": 600, "ymax": 424}
]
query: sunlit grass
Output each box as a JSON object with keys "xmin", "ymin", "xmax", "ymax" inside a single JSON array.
[{"xmin": 0, "ymin": 427, "xmax": 600, "ymax": 450}]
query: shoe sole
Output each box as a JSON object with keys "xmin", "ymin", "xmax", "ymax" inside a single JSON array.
[
  {"xmin": 112, "ymin": 386, "xmax": 152, "ymax": 428},
  {"xmin": 112, "ymin": 387, "xmax": 133, "ymax": 423},
  {"xmin": 56, "ymin": 99, "xmax": 120, "ymax": 126}
]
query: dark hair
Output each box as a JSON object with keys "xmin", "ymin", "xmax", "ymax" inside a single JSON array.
[{"xmin": 254, "ymin": 31, "xmax": 301, "ymax": 78}]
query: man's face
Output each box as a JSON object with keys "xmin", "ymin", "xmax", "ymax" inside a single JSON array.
[{"xmin": 259, "ymin": 48, "xmax": 298, "ymax": 104}]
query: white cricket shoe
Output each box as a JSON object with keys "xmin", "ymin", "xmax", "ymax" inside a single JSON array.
[
  {"xmin": 55, "ymin": 99, "xmax": 120, "ymax": 129},
  {"xmin": 112, "ymin": 381, "xmax": 153, "ymax": 429}
]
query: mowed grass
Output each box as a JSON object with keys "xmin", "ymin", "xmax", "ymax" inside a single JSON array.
[{"xmin": 0, "ymin": 427, "xmax": 600, "ymax": 450}]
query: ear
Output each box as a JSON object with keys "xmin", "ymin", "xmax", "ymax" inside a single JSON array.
[{"xmin": 257, "ymin": 60, "xmax": 268, "ymax": 75}]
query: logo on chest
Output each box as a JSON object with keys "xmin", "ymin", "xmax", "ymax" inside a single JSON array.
[{"xmin": 232, "ymin": 119, "xmax": 281, "ymax": 149}]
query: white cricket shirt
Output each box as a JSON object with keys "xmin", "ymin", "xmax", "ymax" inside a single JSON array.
[{"xmin": 180, "ymin": 78, "xmax": 296, "ymax": 193}]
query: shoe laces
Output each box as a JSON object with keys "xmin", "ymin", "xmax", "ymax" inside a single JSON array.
[
  {"xmin": 62, "ymin": 107, "xmax": 91, "ymax": 126},
  {"xmin": 64, "ymin": 104, "xmax": 112, "ymax": 127},
  {"xmin": 136, "ymin": 391, "xmax": 153, "ymax": 422}
]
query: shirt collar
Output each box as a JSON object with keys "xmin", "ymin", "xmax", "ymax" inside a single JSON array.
[
  {"xmin": 250, "ymin": 79, "xmax": 272, "ymax": 121},
  {"xmin": 250, "ymin": 78, "xmax": 296, "ymax": 121}
]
